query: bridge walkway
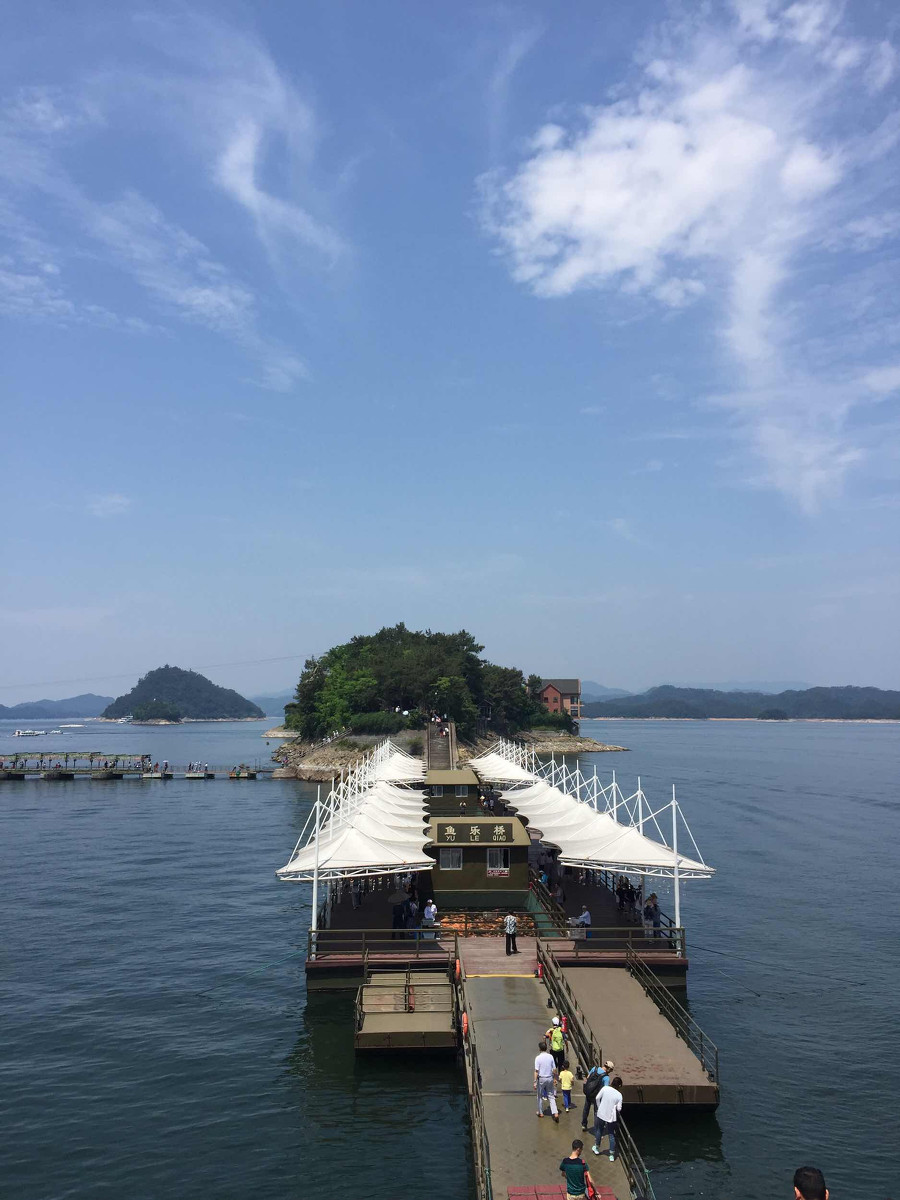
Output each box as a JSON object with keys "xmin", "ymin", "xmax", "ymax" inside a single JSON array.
[{"xmin": 459, "ymin": 937, "xmax": 632, "ymax": 1199}]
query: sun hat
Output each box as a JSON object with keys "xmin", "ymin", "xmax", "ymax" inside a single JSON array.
[{"xmin": 552, "ymin": 1017, "xmax": 560, "ymax": 1026}]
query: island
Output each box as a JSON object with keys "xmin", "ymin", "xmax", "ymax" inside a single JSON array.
[
  {"xmin": 101, "ymin": 666, "xmax": 265, "ymax": 723},
  {"xmin": 272, "ymin": 624, "xmax": 625, "ymax": 778},
  {"xmin": 582, "ymin": 683, "xmax": 900, "ymax": 720}
]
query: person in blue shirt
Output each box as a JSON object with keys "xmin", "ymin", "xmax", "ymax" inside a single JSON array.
[{"xmin": 580, "ymin": 1059, "xmax": 612, "ymax": 1131}]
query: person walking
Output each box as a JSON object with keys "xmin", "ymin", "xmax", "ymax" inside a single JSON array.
[
  {"xmin": 559, "ymin": 1060, "xmax": 575, "ymax": 1113},
  {"xmin": 559, "ymin": 1140, "xmax": 594, "ymax": 1200},
  {"xmin": 533, "ymin": 1040, "xmax": 559, "ymax": 1122},
  {"xmin": 545, "ymin": 1016, "xmax": 566, "ymax": 1072},
  {"xmin": 504, "ymin": 911, "xmax": 518, "ymax": 955},
  {"xmin": 592, "ymin": 1075, "xmax": 623, "ymax": 1161},
  {"xmin": 580, "ymin": 1060, "xmax": 613, "ymax": 1131},
  {"xmin": 793, "ymin": 1166, "xmax": 828, "ymax": 1200}
]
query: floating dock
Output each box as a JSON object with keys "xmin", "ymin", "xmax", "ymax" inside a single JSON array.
[{"xmin": 354, "ymin": 969, "xmax": 457, "ymax": 1050}]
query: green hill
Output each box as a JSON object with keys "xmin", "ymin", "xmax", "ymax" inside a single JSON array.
[
  {"xmin": 582, "ymin": 684, "xmax": 900, "ymax": 720},
  {"xmin": 102, "ymin": 666, "xmax": 265, "ymax": 721}
]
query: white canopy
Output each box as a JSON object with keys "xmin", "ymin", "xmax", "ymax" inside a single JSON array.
[
  {"xmin": 373, "ymin": 748, "xmax": 426, "ymax": 783},
  {"xmin": 470, "ymin": 752, "xmax": 713, "ymax": 879},
  {"xmin": 277, "ymin": 778, "xmax": 433, "ymax": 881}
]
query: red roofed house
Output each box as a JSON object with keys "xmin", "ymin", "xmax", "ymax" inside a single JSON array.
[{"xmin": 538, "ymin": 678, "xmax": 582, "ymax": 719}]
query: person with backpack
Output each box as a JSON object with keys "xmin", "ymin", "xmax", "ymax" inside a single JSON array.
[
  {"xmin": 580, "ymin": 1060, "xmax": 613, "ymax": 1131},
  {"xmin": 592, "ymin": 1075, "xmax": 624, "ymax": 1161},
  {"xmin": 544, "ymin": 1016, "xmax": 566, "ymax": 1072},
  {"xmin": 559, "ymin": 1139, "xmax": 595, "ymax": 1200}
]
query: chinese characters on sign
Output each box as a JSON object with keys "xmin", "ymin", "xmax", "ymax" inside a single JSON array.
[{"xmin": 435, "ymin": 821, "xmax": 513, "ymax": 845}]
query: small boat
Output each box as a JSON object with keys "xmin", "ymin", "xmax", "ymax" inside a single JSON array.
[
  {"xmin": 60, "ymin": 724, "xmax": 83, "ymax": 728},
  {"xmin": 49, "ymin": 729, "xmax": 64, "ymax": 735},
  {"xmin": 13, "ymin": 729, "xmax": 44, "ymax": 737}
]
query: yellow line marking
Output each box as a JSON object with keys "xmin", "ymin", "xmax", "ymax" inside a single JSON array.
[{"xmin": 465, "ymin": 972, "xmax": 536, "ymax": 978}]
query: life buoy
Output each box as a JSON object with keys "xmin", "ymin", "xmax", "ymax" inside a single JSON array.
[
  {"xmin": 455, "ymin": 958, "xmax": 462, "ymax": 982},
  {"xmin": 462, "ymin": 1011, "xmax": 469, "ymax": 1038}
]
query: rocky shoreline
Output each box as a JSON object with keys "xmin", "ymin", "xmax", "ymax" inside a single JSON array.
[{"xmin": 271, "ymin": 727, "xmax": 625, "ymax": 780}]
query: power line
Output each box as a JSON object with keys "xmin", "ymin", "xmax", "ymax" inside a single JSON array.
[{"xmin": 0, "ymin": 654, "xmax": 307, "ymax": 692}]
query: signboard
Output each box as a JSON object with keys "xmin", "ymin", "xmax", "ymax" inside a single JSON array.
[{"xmin": 434, "ymin": 821, "xmax": 513, "ymax": 846}]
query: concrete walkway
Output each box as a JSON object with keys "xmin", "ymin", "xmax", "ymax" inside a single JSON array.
[{"xmin": 459, "ymin": 937, "xmax": 631, "ymax": 1198}]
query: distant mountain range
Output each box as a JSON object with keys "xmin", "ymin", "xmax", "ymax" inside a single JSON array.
[
  {"xmin": 249, "ymin": 689, "xmax": 295, "ymax": 716},
  {"xmin": 103, "ymin": 666, "xmax": 264, "ymax": 721},
  {"xmin": 582, "ymin": 684, "xmax": 900, "ymax": 720},
  {"xmin": 580, "ymin": 681, "xmax": 632, "ymax": 702},
  {"xmin": 0, "ymin": 693, "xmax": 113, "ymax": 720}
]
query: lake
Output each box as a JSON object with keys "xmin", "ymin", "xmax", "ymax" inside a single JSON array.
[{"xmin": 2, "ymin": 718, "xmax": 897, "ymax": 1199}]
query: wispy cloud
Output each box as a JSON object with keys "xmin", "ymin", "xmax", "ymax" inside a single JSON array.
[
  {"xmin": 481, "ymin": 0, "xmax": 900, "ymax": 510},
  {"xmin": 486, "ymin": 26, "xmax": 542, "ymax": 159},
  {"xmin": 0, "ymin": 13, "xmax": 346, "ymax": 390},
  {"xmin": 86, "ymin": 493, "xmax": 131, "ymax": 518}
]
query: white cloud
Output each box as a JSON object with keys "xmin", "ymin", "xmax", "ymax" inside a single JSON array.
[
  {"xmin": 482, "ymin": 0, "xmax": 899, "ymax": 510},
  {"xmin": 0, "ymin": 14, "xmax": 344, "ymax": 389},
  {"xmin": 87, "ymin": 494, "xmax": 131, "ymax": 518},
  {"xmin": 864, "ymin": 365, "xmax": 900, "ymax": 395}
]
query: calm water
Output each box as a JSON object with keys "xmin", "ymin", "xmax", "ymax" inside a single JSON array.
[{"xmin": 2, "ymin": 718, "xmax": 898, "ymax": 1199}]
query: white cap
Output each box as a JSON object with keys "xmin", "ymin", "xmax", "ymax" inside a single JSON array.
[{"xmin": 552, "ymin": 1017, "xmax": 560, "ymax": 1026}]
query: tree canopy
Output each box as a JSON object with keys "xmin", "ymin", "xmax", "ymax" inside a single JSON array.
[{"xmin": 284, "ymin": 623, "xmax": 568, "ymax": 739}]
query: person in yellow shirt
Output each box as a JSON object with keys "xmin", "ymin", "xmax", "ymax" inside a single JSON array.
[{"xmin": 559, "ymin": 1060, "xmax": 575, "ymax": 1112}]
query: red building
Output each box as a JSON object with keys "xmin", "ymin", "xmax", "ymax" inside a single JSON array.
[{"xmin": 538, "ymin": 678, "xmax": 582, "ymax": 719}]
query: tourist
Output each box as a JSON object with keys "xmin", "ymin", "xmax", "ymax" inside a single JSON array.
[
  {"xmin": 554, "ymin": 880, "xmax": 566, "ymax": 906},
  {"xmin": 488, "ymin": 794, "xmax": 495, "ymax": 815},
  {"xmin": 592, "ymin": 1075, "xmax": 623, "ymax": 1161},
  {"xmin": 559, "ymin": 1140, "xmax": 594, "ymax": 1200},
  {"xmin": 793, "ymin": 1167, "xmax": 828, "ymax": 1200},
  {"xmin": 642, "ymin": 894, "xmax": 658, "ymax": 939},
  {"xmin": 351, "ymin": 880, "xmax": 363, "ymax": 910},
  {"xmin": 545, "ymin": 1016, "xmax": 566, "ymax": 1072},
  {"xmin": 459, "ymin": 797, "xmax": 467, "ymax": 815},
  {"xmin": 404, "ymin": 895, "xmax": 419, "ymax": 934},
  {"xmin": 504, "ymin": 910, "xmax": 518, "ymax": 955},
  {"xmin": 574, "ymin": 905, "xmax": 591, "ymax": 928},
  {"xmin": 423, "ymin": 898, "xmax": 438, "ymax": 935},
  {"xmin": 580, "ymin": 1061, "xmax": 612, "ymax": 1131},
  {"xmin": 645, "ymin": 893, "xmax": 661, "ymax": 937},
  {"xmin": 533, "ymin": 1040, "xmax": 559, "ymax": 1122},
  {"xmin": 616, "ymin": 876, "xmax": 628, "ymax": 910},
  {"xmin": 559, "ymin": 1060, "xmax": 575, "ymax": 1112}
]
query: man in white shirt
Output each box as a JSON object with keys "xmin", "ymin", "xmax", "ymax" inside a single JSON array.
[
  {"xmin": 592, "ymin": 1075, "xmax": 623, "ymax": 1161},
  {"xmin": 533, "ymin": 1040, "xmax": 559, "ymax": 1122},
  {"xmin": 574, "ymin": 906, "xmax": 591, "ymax": 926}
]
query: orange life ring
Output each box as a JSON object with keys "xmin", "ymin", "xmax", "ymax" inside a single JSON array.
[
  {"xmin": 462, "ymin": 1011, "xmax": 469, "ymax": 1038},
  {"xmin": 455, "ymin": 958, "xmax": 461, "ymax": 982}
]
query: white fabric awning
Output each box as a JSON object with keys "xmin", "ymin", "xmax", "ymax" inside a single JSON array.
[
  {"xmin": 277, "ymin": 777, "xmax": 432, "ymax": 881},
  {"xmin": 470, "ymin": 752, "xmax": 713, "ymax": 879},
  {"xmin": 374, "ymin": 748, "xmax": 426, "ymax": 783}
]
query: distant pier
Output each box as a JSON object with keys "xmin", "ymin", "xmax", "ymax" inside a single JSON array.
[{"xmin": 0, "ymin": 752, "xmax": 277, "ymax": 781}]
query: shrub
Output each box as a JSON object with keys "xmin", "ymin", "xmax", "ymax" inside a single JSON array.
[{"xmin": 346, "ymin": 711, "xmax": 408, "ymax": 734}]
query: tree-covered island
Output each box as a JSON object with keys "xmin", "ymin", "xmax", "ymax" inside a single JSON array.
[
  {"xmin": 284, "ymin": 624, "xmax": 574, "ymax": 740},
  {"xmin": 102, "ymin": 666, "xmax": 265, "ymax": 722}
]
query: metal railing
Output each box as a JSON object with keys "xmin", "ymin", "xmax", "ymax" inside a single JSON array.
[
  {"xmin": 557, "ymin": 925, "xmax": 686, "ymax": 956},
  {"xmin": 458, "ymin": 948, "xmax": 494, "ymax": 1200},
  {"xmin": 306, "ymin": 927, "xmax": 454, "ymax": 961},
  {"xmin": 535, "ymin": 938, "xmax": 655, "ymax": 1200},
  {"xmin": 625, "ymin": 945, "xmax": 719, "ymax": 1084},
  {"xmin": 535, "ymin": 938, "xmax": 603, "ymax": 1069}
]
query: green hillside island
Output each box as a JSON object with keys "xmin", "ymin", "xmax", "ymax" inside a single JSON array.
[
  {"xmin": 102, "ymin": 667, "xmax": 265, "ymax": 722},
  {"xmin": 582, "ymin": 684, "xmax": 900, "ymax": 720},
  {"xmin": 284, "ymin": 624, "xmax": 573, "ymax": 740}
]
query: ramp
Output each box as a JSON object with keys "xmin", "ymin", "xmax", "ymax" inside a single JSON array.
[{"xmin": 459, "ymin": 938, "xmax": 635, "ymax": 1199}]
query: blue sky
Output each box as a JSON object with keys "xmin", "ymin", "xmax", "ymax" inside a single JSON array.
[{"xmin": 2, "ymin": 0, "xmax": 899, "ymax": 701}]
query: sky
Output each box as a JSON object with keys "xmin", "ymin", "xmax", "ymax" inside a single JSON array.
[{"xmin": 1, "ymin": 0, "xmax": 899, "ymax": 702}]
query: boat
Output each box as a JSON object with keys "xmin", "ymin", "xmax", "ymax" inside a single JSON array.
[
  {"xmin": 13, "ymin": 729, "xmax": 44, "ymax": 737},
  {"xmin": 49, "ymin": 729, "xmax": 64, "ymax": 735},
  {"xmin": 59, "ymin": 724, "xmax": 83, "ymax": 728}
]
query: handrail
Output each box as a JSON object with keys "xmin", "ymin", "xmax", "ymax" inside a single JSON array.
[
  {"xmin": 535, "ymin": 938, "xmax": 602, "ymax": 1070},
  {"xmin": 527, "ymin": 874, "xmax": 569, "ymax": 935},
  {"xmin": 561, "ymin": 925, "xmax": 686, "ymax": 956},
  {"xmin": 625, "ymin": 945, "xmax": 719, "ymax": 1083},
  {"xmin": 306, "ymin": 927, "xmax": 454, "ymax": 962},
  {"xmin": 457, "ymin": 935, "xmax": 493, "ymax": 1200}
]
